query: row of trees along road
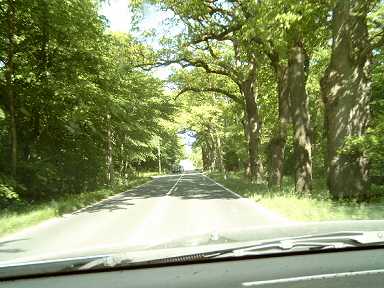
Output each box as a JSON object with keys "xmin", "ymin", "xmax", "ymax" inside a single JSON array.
[
  {"xmin": 136, "ymin": 0, "xmax": 384, "ymax": 200},
  {"xmin": 0, "ymin": 0, "xmax": 184, "ymax": 206}
]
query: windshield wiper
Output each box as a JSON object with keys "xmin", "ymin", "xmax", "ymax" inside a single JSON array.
[
  {"xmin": 207, "ymin": 230, "xmax": 384, "ymax": 258},
  {"xmin": 79, "ymin": 231, "xmax": 384, "ymax": 270}
]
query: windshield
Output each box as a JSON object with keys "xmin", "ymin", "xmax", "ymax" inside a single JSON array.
[{"xmin": 0, "ymin": 0, "xmax": 384, "ymax": 276}]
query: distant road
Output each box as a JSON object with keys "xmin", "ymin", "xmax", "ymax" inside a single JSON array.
[{"xmin": 0, "ymin": 173, "xmax": 288, "ymax": 264}]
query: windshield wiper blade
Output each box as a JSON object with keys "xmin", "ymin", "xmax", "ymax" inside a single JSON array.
[
  {"xmin": 207, "ymin": 230, "xmax": 384, "ymax": 258},
  {"xmin": 79, "ymin": 231, "xmax": 384, "ymax": 270}
]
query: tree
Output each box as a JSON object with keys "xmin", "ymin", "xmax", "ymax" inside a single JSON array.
[
  {"xmin": 175, "ymin": 82, "xmax": 227, "ymax": 172},
  {"xmin": 1, "ymin": 0, "xmax": 17, "ymax": 177},
  {"xmin": 287, "ymin": 28, "xmax": 312, "ymax": 194},
  {"xmin": 320, "ymin": 0, "xmax": 383, "ymax": 200},
  {"xmin": 138, "ymin": 1, "xmax": 267, "ymax": 182},
  {"xmin": 0, "ymin": 0, "xmax": 183, "ymax": 202}
]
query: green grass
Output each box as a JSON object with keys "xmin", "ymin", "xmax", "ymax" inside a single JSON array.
[
  {"xmin": 0, "ymin": 176, "xmax": 152, "ymax": 237},
  {"xmin": 209, "ymin": 172, "xmax": 384, "ymax": 221},
  {"xmin": 0, "ymin": 206, "xmax": 57, "ymax": 238}
]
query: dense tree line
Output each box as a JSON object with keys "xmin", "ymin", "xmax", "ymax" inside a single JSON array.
[
  {"xmin": 0, "ymin": 0, "xmax": 183, "ymax": 205},
  {"xmin": 1, "ymin": 0, "xmax": 382, "ymax": 206},
  {"xmin": 137, "ymin": 0, "xmax": 384, "ymax": 200}
]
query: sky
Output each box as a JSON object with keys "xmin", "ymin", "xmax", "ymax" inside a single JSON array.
[
  {"xmin": 100, "ymin": 0, "xmax": 132, "ymax": 33},
  {"xmin": 100, "ymin": 0, "xmax": 178, "ymax": 80},
  {"xmin": 100, "ymin": 0, "xmax": 195, "ymax": 157}
]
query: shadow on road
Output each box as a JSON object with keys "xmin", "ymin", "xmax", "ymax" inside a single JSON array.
[
  {"xmin": 172, "ymin": 175, "xmax": 238, "ymax": 200},
  {"xmin": 74, "ymin": 174, "xmax": 237, "ymax": 215},
  {"xmin": 0, "ymin": 239, "xmax": 27, "ymax": 254},
  {"xmin": 74, "ymin": 176, "xmax": 180, "ymax": 214}
]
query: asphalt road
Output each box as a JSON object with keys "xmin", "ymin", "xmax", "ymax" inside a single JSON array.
[{"xmin": 0, "ymin": 173, "xmax": 288, "ymax": 265}]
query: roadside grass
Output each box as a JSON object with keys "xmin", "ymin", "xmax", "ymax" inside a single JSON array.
[
  {"xmin": 0, "ymin": 176, "xmax": 152, "ymax": 238},
  {"xmin": 209, "ymin": 171, "xmax": 384, "ymax": 221}
]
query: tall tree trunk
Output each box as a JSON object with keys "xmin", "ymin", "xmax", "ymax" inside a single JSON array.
[
  {"xmin": 36, "ymin": 0, "xmax": 49, "ymax": 140},
  {"xmin": 208, "ymin": 130, "xmax": 217, "ymax": 171},
  {"xmin": 215, "ymin": 135, "xmax": 224, "ymax": 172},
  {"xmin": 23, "ymin": 0, "xmax": 49, "ymax": 162},
  {"xmin": 157, "ymin": 138, "xmax": 162, "ymax": 174},
  {"xmin": 201, "ymin": 144, "xmax": 209, "ymax": 171},
  {"xmin": 288, "ymin": 33, "xmax": 312, "ymax": 194},
  {"xmin": 121, "ymin": 136, "xmax": 130, "ymax": 180},
  {"xmin": 204, "ymin": 134, "xmax": 216, "ymax": 172},
  {"xmin": 120, "ymin": 143, "xmax": 125, "ymax": 178},
  {"xmin": 106, "ymin": 114, "xmax": 113, "ymax": 185},
  {"xmin": 8, "ymin": 90, "xmax": 16, "ymax": 178},
  {"xmin": 242, "ymin": 78, "xmax": 262, "ymax": 182},
  {"xmin": 268, "ymin": 63, "xmax": 290, "ymax": 188},
  {"xmin": 5, "ymin": 0, "xmax": 17, "ymax": 177},
  {"xmin": 320, "ymin": 0, "xmax": 371, "ymax": 200}
]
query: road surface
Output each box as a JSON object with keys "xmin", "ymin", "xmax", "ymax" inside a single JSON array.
[{"xmin": 0, "ymin": 173, "xmax": 287, "ymax": 265}]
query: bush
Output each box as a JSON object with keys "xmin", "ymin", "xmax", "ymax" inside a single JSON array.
[{"xmin": 0, "ymin": 175, "xmax": 20, "ymax": 208}]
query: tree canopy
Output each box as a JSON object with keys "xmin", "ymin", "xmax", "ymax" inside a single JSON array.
[{"xmin": 0, "ymin": 0, "xmax": 184, "ymax": 204}]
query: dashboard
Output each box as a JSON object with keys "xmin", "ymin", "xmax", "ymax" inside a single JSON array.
[{"xmin": 2, "ymin": 247, "xmax": 384, "ymax": 287}]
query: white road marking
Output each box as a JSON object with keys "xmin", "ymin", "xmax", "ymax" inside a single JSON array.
[
  {"xmin": 201, "ymin": 173, "xmax": 292, "ymax": 224},
  {"xmin": 125, "ymin": 174, "xmax": 183, "ymax": 245},
  {"xmin": 167, "ymin": 174, "xmax": 183, "ymax": 195},
  {"xmin": 242, "ymin": 269, "xmax": 384, "ymax": 286}
]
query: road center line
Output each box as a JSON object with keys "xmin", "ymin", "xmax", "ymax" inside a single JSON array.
[
  {"xmin": 167, "ymin": 174, "xmax": 183, "ymax": 195},
  {"xmin": 125, "ymin": 174, "xmax": 183, "ymax": 245}
]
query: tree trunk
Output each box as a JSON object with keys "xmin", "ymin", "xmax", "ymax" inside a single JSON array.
[
  {"xmin": 5, "ymin": 0, "xmax": 17, "ymax": 177},
  {"xmin": 203, "ymin": 135, "xmax": 216, "ymax": 172},
  {"xmin": 201, "ymin": 144, "xmax": 209, "ymax": 171},
  {"xmin": 215, "ymin": 135, "xmax": 224, "ymax": 172},
  {"xmin": 8, "ymin": 92, "xmax": 17, "ymax": 178},
  {"xmin": 242, "ymin": 78, "xmax": 262, "ymax": 183},
  {"xmin": 157, "ymin": 138, "xmax": 162, "ymax": 174},
  {"xmin": 23, "ymin": 0, "xmax": 49, "ymax": 162},
  {"xmin": 106, "ymin": 114, "xmax": 113, "ymax": 184},
  {"xmin": 120, "ymin": 143, "xmax": 125, "ymax": 178},
  {"xmin": 320, "ymin": 0, "xmax": 371, "ymax": 200},
  {"xmin": 288, "ymin": 33, "xmax": 312, "ymax": 194},
  {"xmin": 268, "ymin": 64, "xmax": 290, "ymax": 188},
  {"xmin": 208, "ymin": 131, "xmax": 217, "ymax": 171}
]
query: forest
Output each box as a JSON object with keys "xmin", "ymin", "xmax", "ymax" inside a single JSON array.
[
  {"xmin": 0, "ymin": 0, "xmax": 383, "ymax": 215},
  {"xmin": 0, "ymin": 0, "xmax": 184, "ymax": 210}
]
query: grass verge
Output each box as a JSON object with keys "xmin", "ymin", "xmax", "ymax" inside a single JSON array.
[
  {"xmin": 209, "ymin": 172, "xmax": 384, "ymax": 221},
  {"xmin": 0, "ymin": 176, "xmax": 152, "ymax": 238}
]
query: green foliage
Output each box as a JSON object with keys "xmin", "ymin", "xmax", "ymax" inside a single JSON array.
[
  {"xmin": 339, "ymin": 48, "xmax": 384, "ymax": 181},
  {"xmin": 152, "ymin": 0, "xmax": 384, "ymax": 196},
  {"xmin": 0, "ymin": 0, "xmax": 182, "ymax": 204},
  {"xmin": 0, "ymin": 0, "xmax": 382, "ymax": 211},
  {"xmin": 0, "ymin": 175, "xmax": 19, "ymax": 204}
]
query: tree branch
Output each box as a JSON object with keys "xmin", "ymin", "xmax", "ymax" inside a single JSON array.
[
  {"xmin": 185, "ymin": 58, "xmax": 233, "ymax": 78},
  {"xmin": 175, "ymin": 86, "xmax": 241, "ymax": 103},
  {"xmin": 205, "ymin": 40, "xmax": 218, "ymax": 59},
  {"xmin": 371, "ymin": 33, "xmax": 384, "ymax": 51},
  {"xmin": 130, "ymin": 55, "xmax": 232, "ymax": 77},
  {"xmin": 191, "ymin": 22, "xmax": 241, "ymax": 44},
  {"xmin": 357, "ymin": 32, "xmax": 383, "ymax": 63}
]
